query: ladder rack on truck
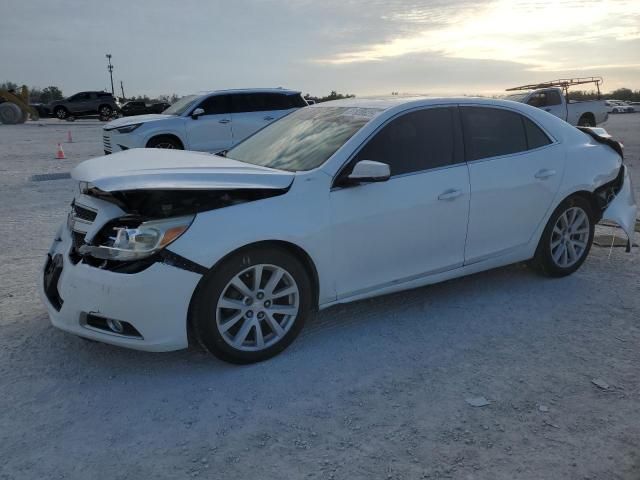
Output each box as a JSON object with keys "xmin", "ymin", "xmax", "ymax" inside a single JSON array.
[{"xmin": 506, "ymin": 77, "xmax": 603, "ymax": 99}]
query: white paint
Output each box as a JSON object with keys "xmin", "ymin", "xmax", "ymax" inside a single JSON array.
[{"xmin": 43, "ymin": 97, "xmax": 636, "ymax": 352}]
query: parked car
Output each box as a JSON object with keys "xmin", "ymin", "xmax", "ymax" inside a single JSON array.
[
  {"xmin": 42, "ymin": 97, "xmax": 636, "ymax": 363},
  {"xmin": 120, "ymin": 101, "xmax": 171, "ymax": 117},
  {"xmin": 101, "ymin": 88, "xmax": 308, "ymax": 154},
  {"xmin": 49, "ymin": 91, "xmax": 120, "ymax": 120},
  {"xmin": 505, "ymin": 87, "xmax": 608, "ymax": 126},
  {"xmin": 606, "ymin": 100, "xmax": 635, "ymax": 113}
]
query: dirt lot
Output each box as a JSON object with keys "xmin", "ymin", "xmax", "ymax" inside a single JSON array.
[{"xmin": 0, "ymin": 114, "xmax": 639, "ymax": 480}]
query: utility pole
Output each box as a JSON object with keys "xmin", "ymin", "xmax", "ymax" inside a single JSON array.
[
  {"xmin": 120, "ymin": 81, "xmax": 125, "ymax": 100},
  {"xmin": 105, "ymin": 54, "xmax": 114, "ymax": 95}
]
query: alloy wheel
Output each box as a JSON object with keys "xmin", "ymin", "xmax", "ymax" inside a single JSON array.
[
  {"xmin": 216, "ymin": 264, "xmax": 300, "ymax": 351},
  {"xmin": 550, "ymin": 206, "xmax": 590, "ymax": 268}
]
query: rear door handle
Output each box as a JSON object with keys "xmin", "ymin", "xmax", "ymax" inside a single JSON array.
[
  {"xmin": 264, "ymin": 116, "xmax": 274, "ymax": 121},
  {"xmin": 438, "ymin": 189, "xmax": 463, "ymax": 201},
  {"xmin": 544, "ymin": 108, "xmax": 551, "ymax": 112},
  {"xmin": 219, "ymin": 119, "xmax": 231, "ymax": 124},
  {"xmin": 535, "ymin": 169, "xmax": 556, "ymax": 180}
]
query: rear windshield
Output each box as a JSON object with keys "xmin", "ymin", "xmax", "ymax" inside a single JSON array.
[
  {"xmin": 503, "ymin": 93, "xmax": 529, "ymax": 102},
  {"xmin": 227, "ymin": 107, "xmax": 381, "ymax": 172}
]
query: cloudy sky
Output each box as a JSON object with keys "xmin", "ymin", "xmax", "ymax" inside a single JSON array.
[{"xmin": 2, "ymin": 0, "xmax": 639, "ymax": 98}]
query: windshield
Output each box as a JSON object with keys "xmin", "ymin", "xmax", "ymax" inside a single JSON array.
[
  {"xmin": 162, "ymin": 95, "xmax": 198, "ymax": 115},
  {"xmin": 226, "ymin": 106, "xmax": 380, "ymax": 171},
  {"xmin": 503, "ymin": 93, "xmax": 529, "ymax": 102}
]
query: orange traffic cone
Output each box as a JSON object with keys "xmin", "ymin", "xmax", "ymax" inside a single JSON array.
[
  {"xmin": 67, "ymin": 131, "xmax": 73, "ymax": 143},
  {"xmin": 55, "ymin": 143, "xmax": 66, "ymax": 159}
]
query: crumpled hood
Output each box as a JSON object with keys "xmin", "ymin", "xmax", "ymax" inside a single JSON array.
[
  {"xmin": 71, "ymin": 149, "xmax": 295, "ymax": 192},
  {"xmin": 104, "ymin": 114, "xmax": 174, "ymax": 130}
]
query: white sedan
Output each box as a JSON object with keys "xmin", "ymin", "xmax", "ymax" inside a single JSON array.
[{"xmin": 42, "ymin": 97, "xmax": 637, "ymax": 363}]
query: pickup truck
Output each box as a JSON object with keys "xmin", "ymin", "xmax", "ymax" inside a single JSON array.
[{"xmin": 505, "ymin": 87, "xmax": 607, "ymax": 127}]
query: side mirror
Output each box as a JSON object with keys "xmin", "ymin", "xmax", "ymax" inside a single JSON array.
[
  {"xmin": 347, "ymin": 160, "xmax": 390, "ymax": 184},
  {"xmin": 191, "ymin": 107, "xmax": 204, "ymax": 119}
]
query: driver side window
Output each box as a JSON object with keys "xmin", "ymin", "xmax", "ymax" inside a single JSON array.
[
  {"xmin": 353, "ymin": 107, "xmax": 457, "ymax": 177},
  {"xmin": 198, "ymin": 95, "xmax": 230, "ymax": 115}
]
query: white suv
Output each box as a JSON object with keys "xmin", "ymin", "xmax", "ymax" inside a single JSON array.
[{"xmin": 102, "ymin": 88, "xmax": 307, "ymax": 154}]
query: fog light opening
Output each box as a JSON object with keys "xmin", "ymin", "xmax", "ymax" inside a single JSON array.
[{"xmin": 106, "ymin": 318, "xmax": 124, "ymax": 334}]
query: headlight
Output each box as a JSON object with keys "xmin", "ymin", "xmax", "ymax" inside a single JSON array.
[
  {"xmin": 78, "ymin": 181, "xmax": 93, "ymax": 194},
  {"xmin": 116, "ymin": 123, "xmax": 142, "ymax": 134},
  {"xmin": 79, "ymin": 215, "xmax": 194, "ymax": 261}
]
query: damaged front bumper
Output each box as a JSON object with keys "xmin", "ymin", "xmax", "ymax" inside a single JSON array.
[
  {"xmin": 40, "ymin": 223, "xmax": 201, "ymax": 351},
  {"xmin": 601, "ymin": 165, "xmax": 637, "ymax": 252}
]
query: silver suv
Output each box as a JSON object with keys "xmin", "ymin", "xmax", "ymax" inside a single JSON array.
[{"xmin": 50, "ymin": 91, "xmax": 119, "ymax": 120}]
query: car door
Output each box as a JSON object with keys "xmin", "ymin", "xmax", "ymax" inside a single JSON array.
[
  {"xmin": 527, "ymin": 89, "xmax": 565, "ymax": 120},
  {"xmin": 186, "ymin": 94, "xmax": 233, "ymax": 153},
  {"xmin": 329, "ymin": 107, "xmax": 470, "ymax": 299},
  {"xmin": 228, "ymin": 93, "xmax": 272, "ymax": 145},
  {"xmin": 68, "ymin": 92, "xmax": 92, "ymax": 114},
  {"xmin": 461, "ymin": 106, "xmax": 563, "ymax": 263}
]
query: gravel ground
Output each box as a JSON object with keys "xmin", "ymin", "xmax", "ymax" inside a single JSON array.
[{"xmin": 0, "ymin": 115, "xmax": 639, "ymax": 480}]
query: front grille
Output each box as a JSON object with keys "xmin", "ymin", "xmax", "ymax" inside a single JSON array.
[
  {"xmin": 73, "ymin": 204, "xmax": 97, "ymax": 222},
  {"xmin": 103, "ymin": 133, "xmax": 112, "ymax": 153}
]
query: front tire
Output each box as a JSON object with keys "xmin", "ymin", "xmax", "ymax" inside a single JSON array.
[
  {"xmin": 54, "ymin": 107, "xmax": 68, "ymax": 120},
  {"xmin": 191, "ymin": 247, "xmax": 312, "ymax": 364},
  {"xmin": 98, "ymin": 105, "xmax": 113, "ymax": 120},
  {"xmin": 531, "ymin": 196, "xmax": 594, "ymax": 277}
]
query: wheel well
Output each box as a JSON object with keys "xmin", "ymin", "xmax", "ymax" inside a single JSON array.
[
  {"xmin": 146, "ymin": 134, "xmax": 184, "ymax": 149},
  {"xmin": 579, "ymin": 112, "xmax": 595, "ymax": 123},
  {"xmin": 186, "ymin": 240, "xmax": 321, "ymax": 344},
  {"xmin": 54, "ymin": 105, "xmax": 67, "ymax": 112},
  {"xmin": 565, "ymin": 190, "xmax": 601, "ymax": 221},
  {"xmin": 98, "ymin": 103, "xmax": 112, "ymax": 111}
]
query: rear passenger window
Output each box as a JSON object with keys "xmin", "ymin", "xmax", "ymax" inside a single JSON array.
[
  {"xmin": 354, "ymin": 108, "xmax": 455, "ymax": 176},
  {"xmin": 231, "ymin": 94, "xmax": 269, "ymax": 113},
  {"xmin": 523, "ymin": 117, "xmax": 551, "ymax": 149},
  {"xmin": 461, "ymin": 107, "xmax": 527, "ymax": 161}
]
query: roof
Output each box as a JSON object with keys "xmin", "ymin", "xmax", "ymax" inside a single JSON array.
[
  {"xmin": 196, "ymin": 88, "xmax": 301, "ymax": 96},
  {"xmin": 310, "ymin": 96, "xmax": 527, "ymax": 111}
]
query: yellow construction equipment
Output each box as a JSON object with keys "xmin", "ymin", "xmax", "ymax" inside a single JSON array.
[{"xmin": 0, "ymin": 85, "xmax": 40, "ymax": 124}]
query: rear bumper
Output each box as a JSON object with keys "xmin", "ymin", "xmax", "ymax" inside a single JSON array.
[
  {"xmin": 41, "ymin": 224, "xmax": 201, "ymax": 352},
  {"xmin": 602, "ymin": 166, "xmax": 637, "ymax": 251}
]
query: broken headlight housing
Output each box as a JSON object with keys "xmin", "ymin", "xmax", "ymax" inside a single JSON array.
[{"xmin": 79, "ymin": 214, "xmax": 194, "ymax": 261}]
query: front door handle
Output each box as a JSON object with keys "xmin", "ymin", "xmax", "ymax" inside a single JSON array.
[
  {"xmin": 535, "ymin": 169, "xmax": 556, "ymax": 180},
  {"xmin": 264, "ymin": 116, "xmax": 274, "ymax": 121},
  {"xmin": 544, "ymin": 108, "xmax": 551, "ymax": 112},
  {"xmin": 219, "ymin": 119, "xmax": 231, "ymax": 124},
  {"xmin": 438, "ymin": 189, "xmax": 463, "ymax": 201}
]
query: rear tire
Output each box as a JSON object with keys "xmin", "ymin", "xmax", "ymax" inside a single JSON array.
[
  {"xmin": 146, "ymin": 135, "xmax": 183, "ymax": 150},
  {"xmin": 530, "ymin": 196, "xmax": 595, "ymax": 277},
  {"xmin": 191, "ymin": 247, "xmax": 312, "ymax": 364}
]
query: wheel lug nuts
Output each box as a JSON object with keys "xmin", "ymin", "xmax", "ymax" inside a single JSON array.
[
  {"xmin": 246, "ymin": 310, "xmax": 253, "ymax": 318},
  {"xmin": 264, "ymin": 300, "xmax": 271, "ymax": 308},
  {"xmin": 257, "ymin": 292, "xmax": 264, "ymax": 300},
  {"xmin": 257, "ymin": 312, "xmax": 265, "ymax": 319}
]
